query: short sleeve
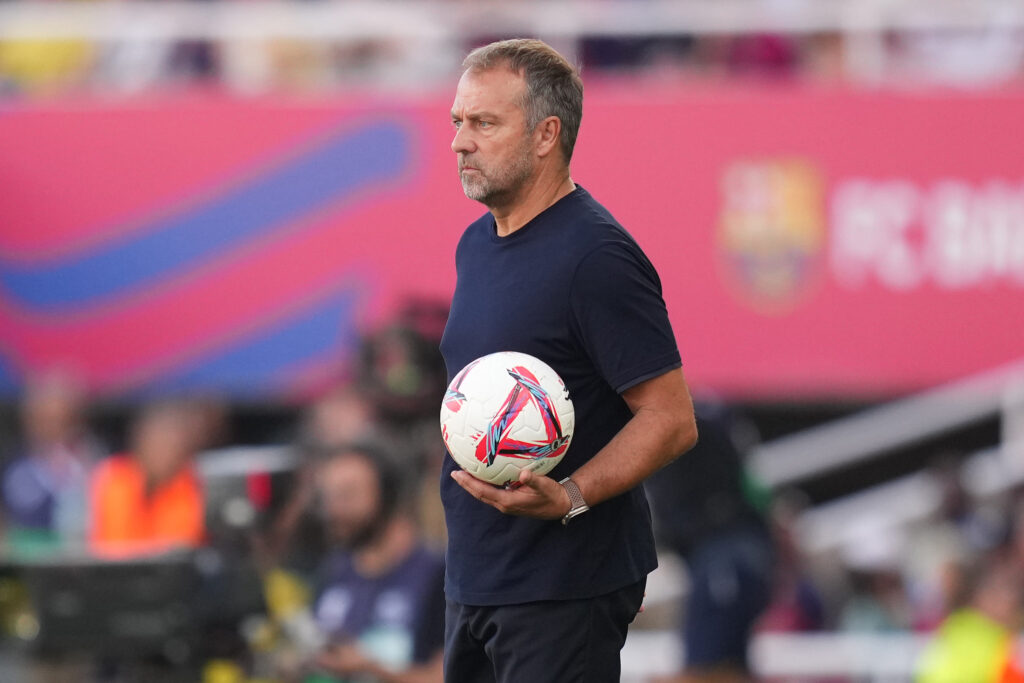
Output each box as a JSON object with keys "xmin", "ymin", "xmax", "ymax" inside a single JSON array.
[{"xmin": 570, "ymin": 239, "xmax": 681, "ymax": 393}]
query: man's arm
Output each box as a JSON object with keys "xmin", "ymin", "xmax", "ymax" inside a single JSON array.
[{"xmin": 449, "ymin": 366, "xmax": 698, "ymax": 519}]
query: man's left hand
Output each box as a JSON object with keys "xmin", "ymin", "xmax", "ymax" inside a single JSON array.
[{"xmin": 450, "ymin": 468, "xmax": 570, "ymax": 519}]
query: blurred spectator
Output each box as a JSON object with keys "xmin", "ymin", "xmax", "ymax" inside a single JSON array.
[
  {"xmin": 646, "ymin": 401, "xmax": 775, "ymax": 683},
  {"xmin": 298, "ymin": 443, "xmax": 444, "ymax": 683},
  {"xmin": 1, "ymin": 369, "xmax": 103, "ymax": 551},
  {"xmin": 580, "ymin": 35, "xmax": 697, "ymax": 72},
  {"xmin": 757, "ymin": 491, "xmax": 827, "ymax": 634},
  {"xmin": 725, "ymin": 33, "xmax": 803, "ymax": 79},
  {"xmin": 1010, "ymin": 496, "xmax": 1024, "ymax": 569},
  {"xmin": 356, "ymin": 300, "xmax": 447, "ymax": 429},
  {"xmin": 94, "ymin": 32, "xmax": 174, "ymax": 94},
  {"xmin": 904, "ymin": 457, "xmax": 975, "ymax": 631},
  {"xmin": 0, "ymin": 36, "xmax": 94, "ymax": 95},
  {"xmin": 261, "ymin": 298, "xmax": 449, "ymax": 578},
  {"xmin": 356, "ymin": 298, "xmax": 449, "ymax": 548},
  {"xmin": 837, "ymin": 524, "xmax": 912, "ymax": 632},
  {"xmin": 6, "ymin": 4, "xmax": 1024, "ymax": 96},
  {"xmin": 801, "ymin": 31, "xmax": 846, "ymax": 82},
  {"xmin": 168, "ymin": 38, "xmax": 219, "ymax": 84},
  {"xmin": 916, "ymin": 553, "xmax": 1024, "ymax": 683},
  {"xmin": 300, "ymin": 385, "xmax": 380, "ymax": 455},
  {"xmin": 89, "ymin": 400, "xmax": 205, "ymax": 557},
  {"xmin": 258, "ymin": 383, "xmax": 379, "ymax": 574}
]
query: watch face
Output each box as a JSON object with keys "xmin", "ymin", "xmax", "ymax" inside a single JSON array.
[{"xmin": 561, "ymin": 505, "xmax": 589, "ymax": 525}]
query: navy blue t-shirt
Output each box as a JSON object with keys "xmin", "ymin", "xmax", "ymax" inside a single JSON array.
[
  {"xmin": 439, "ymin": 186, "xmax": 681, "ymax": 606},
  {"xmin": 313, "ymin": 544, "xmax": 445, "ymax": 667}
]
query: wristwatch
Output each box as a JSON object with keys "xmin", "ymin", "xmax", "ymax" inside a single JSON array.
[{"xmin": 559, "ymin": 477, "xmax": 590, "ymax": 525}]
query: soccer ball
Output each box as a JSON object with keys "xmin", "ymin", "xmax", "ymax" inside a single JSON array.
[{"xmin": 441, "ymin": 351, "xmax": 575, "ymax": 487}]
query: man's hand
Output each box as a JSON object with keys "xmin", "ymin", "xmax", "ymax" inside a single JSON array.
[{"xmin": 450, "ymin": 467, "xmax": 571, "ymax": 519}]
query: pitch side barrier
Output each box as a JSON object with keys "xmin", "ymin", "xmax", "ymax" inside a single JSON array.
[
  {"xmin": 620, "ymin": 630, "xmax": 1024, "ymax": 682},
  {"xmin": 198, "ymin": 445, "xmax": 298, "ymax": 479},
  {"xmin": 749, "ymin": 357, "xmax": 1024, "ymax": 489},
  {"xmin": 794, "ymin": 438, "xmax": 1024, "ymax": 557}
]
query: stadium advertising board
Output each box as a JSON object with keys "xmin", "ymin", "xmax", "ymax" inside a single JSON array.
[{"xmin": 2, "ymin": 86, "xmax": 1022, "ymax": 399}]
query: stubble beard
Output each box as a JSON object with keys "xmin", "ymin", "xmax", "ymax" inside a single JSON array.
[{"xmin": 460, "ymin": 141, "xmax": 535, "ymax": 208}]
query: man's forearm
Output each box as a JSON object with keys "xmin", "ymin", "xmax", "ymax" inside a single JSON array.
[
  {"xmin": 569, "ymin": 402, "xmax": 697, "ymax": 509},
  {"xmin": 448, "ymin": 368, "xmax": 697, "ymax": 521}
]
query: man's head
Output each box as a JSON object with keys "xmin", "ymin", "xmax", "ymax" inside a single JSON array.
[
  {"xmin": 451, "ymin": 39, "xmax": 583, "ymax": 207},
  {"xmin": 130, "ymin": 400, "xmax": 200, "ymax": 486},
  {"xmin": 316, "ymin": 444, "xmax": 401, "ymax": 552},
  {"xmin": 21, "ymin": 368, "xmax": 88, "ymax": 449}
]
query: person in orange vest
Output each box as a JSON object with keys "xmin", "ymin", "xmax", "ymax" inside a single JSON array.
[
  {"xmin": 89, "ymin": 399, "xmax": 204, "ymax": 556},
  {"xmin": 1002, "ymin": 652, "xmax": 1024, "ymax": 683},
  {"xmin": 917, "ymin": 555, "xmax": 1023, "ymax": 683}
]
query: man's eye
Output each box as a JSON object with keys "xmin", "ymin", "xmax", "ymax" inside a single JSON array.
[
  {"xmin": 478, "ymin": 121, "xmax": 491, "ymax": 128},
  {"xmin": 452, "ymin": 120, "xmax": 462, "ymax": 129}
]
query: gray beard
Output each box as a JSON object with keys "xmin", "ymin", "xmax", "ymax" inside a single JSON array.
[{"xmin": 460, "ymin": 147, "xmax": 534, "ymax": 207}]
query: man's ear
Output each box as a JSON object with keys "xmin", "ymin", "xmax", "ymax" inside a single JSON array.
[{"xmin": 535, "ymin": 116, "xmax": 562, "ymax": 158}]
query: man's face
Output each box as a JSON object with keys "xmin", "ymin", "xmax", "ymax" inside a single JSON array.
[
  {"xmin": 451, "ymin": 67, "xmax": 536, "ymax": 207},
  {"xmin": 318, "ymin": 453, "xmax": 383, "ymax": 550},
  {"xmin": 133, "ymin": 410, "xmax": 194, "ymax": 486}
]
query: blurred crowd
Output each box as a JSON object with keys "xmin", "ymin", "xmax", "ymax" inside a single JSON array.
[
  {"xmin": 3, "ymin": 1, "xmax": 1024, "ymax": 97},
  {"xmin": 0, "ymin": 299, "xmax": 452, "ymax": 682},
  {"xmin": 1, "ymin": 296, "xmax": 1023, "ymax": 683},
  {"xmin": 755, "ymin": 470, "xmax": 1024, "ymax": 682}
]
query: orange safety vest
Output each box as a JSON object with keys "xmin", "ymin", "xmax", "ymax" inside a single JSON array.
[
  {"xmin": 89, "ymin": 454, "xmax": 204, "ymax": 556},
  {"xmin": 1001, "ymin": 653, "xmax": 1024, "ymax": 683}
]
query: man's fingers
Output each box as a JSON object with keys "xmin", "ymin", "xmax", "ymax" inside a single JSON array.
[
  {"xmin": 453, "ymin": 467, "xmax": 562, "ymax": 519},
  {"xmin": 518, "ymin": 467, "xmax": 536, "ymax": 487},
  {"xmin": 451, "ymin": 469, "xmax": 487, "ymax": 497},
  {"xmin": 452, "ymin": 470, "xmax": 506, "ymax": 508}
]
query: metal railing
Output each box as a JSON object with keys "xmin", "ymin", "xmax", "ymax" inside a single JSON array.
[
  {"xmin": 749, "ymin": 358, "xmax": 1024, "ymax": 489},
  {"xmin": 622, "ymin": 629, "xmax": 934, "ymax": 682}
]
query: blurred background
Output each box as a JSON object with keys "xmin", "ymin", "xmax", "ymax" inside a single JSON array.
[{"xmin": 2, "ymin": 0, "xmax": 1024, "ymax": 681}]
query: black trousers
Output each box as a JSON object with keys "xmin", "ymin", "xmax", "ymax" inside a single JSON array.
[{"xmin": 443, "ymin": 578, "xmax": 646, "ymax": 683}]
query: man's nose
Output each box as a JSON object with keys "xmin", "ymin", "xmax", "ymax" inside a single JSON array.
[{"xmin": 452, "ymin": 125, "xmax": 474, "ymax": 154}]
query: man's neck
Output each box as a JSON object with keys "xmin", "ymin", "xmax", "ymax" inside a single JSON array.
[
  {"xmin": 492, "ymin": 172, "xmax": 576, "ymax": 237},
  {"xmin": 353, "ymin": 516, "xmax": 417, "ymax": 577}
]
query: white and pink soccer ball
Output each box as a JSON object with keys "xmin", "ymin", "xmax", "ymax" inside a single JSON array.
[{"xmin": 440, "ymin": 351, "xmax": 575, "ymax": 487}]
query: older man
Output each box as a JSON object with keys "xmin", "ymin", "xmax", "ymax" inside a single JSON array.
[{"xmin": 440, "ymin": 38, "xmax": 698, "ymax": 683}]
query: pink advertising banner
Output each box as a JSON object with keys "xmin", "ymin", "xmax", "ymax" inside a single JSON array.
[{"xmin": 1, "ymin": 85, "xmax": 1022, "ymax": 399}]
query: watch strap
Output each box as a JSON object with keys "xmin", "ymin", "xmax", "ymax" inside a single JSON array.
[{"xmin": 559, "ymin": 476, "xmax": 589, "ymax": 525}]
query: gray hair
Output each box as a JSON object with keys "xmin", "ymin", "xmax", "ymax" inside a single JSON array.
[{"xmin": 463, "ymin": 39, "xmax": 584, "ymax": 164}]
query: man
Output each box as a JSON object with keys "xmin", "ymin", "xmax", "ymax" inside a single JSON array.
[
  {"xmin": 645, "ymin": 402, "xmax": 775, "ymax": 683},
  {"xmin": 916, "ymin": 554, "xmax": 1024, "ymax": 683},
  {"xmin": 89, "ymin": 399, "xmax": 205, "ymax": 556},
  {"xmin": 309, "ymin": 444, "xmax": 445, "ymax": 683},
  {"xmin": 2, "ymin": 369, "xmax": 103, "ymax": 549},
  {"xmin": 440, "ymin": 38, "xmax": 698, "ymax": 683}
]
